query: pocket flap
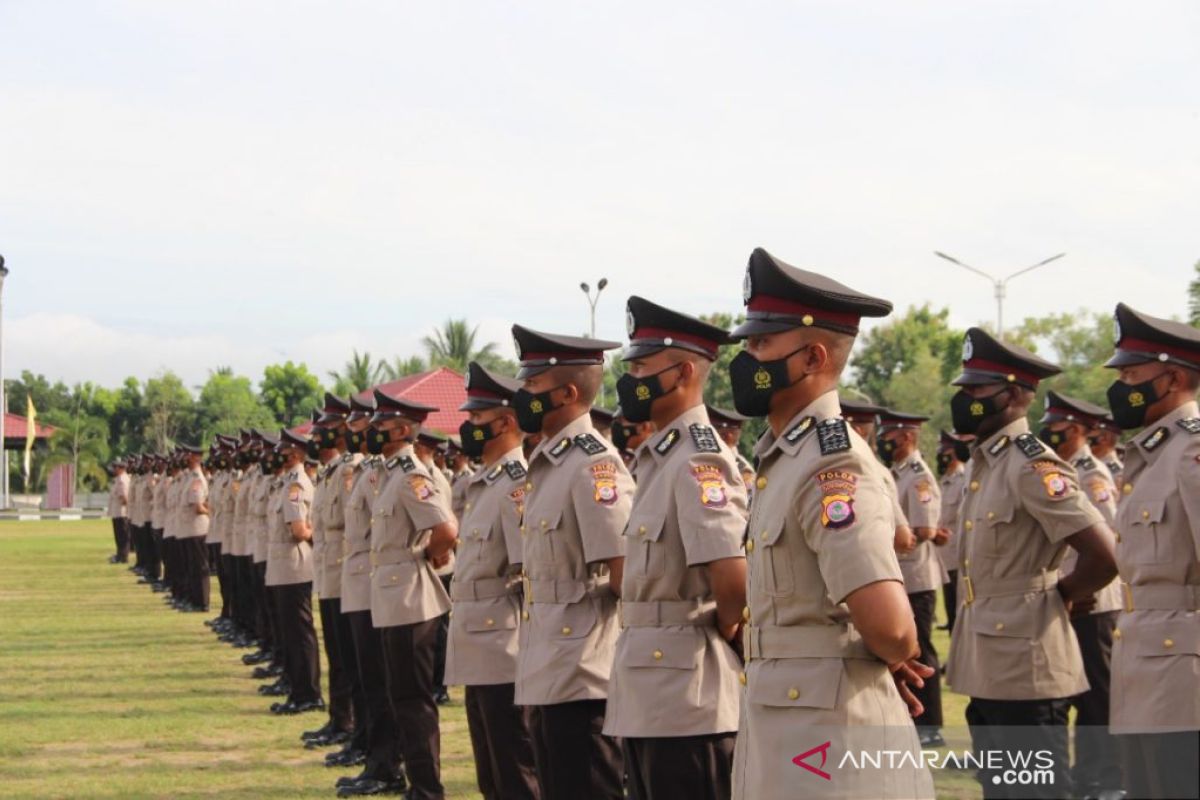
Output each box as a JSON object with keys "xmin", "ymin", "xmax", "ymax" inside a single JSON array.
[
  {"xmin": 967, "ymin": 604, "xmax": 1037, "ymax": 638},
  {"xmin": 550, "ymin": 600, "xmax": 597, "ymax": 640},
  {"xmin": 751, "ymin": 516, "xmax": 787, "ymax": 548},
  {"xmin": 984, "ymin": 504, "xmax": 1016, "ymax": 527},
  {"xmin": 1130, "ymin": 499, "xmax": 1166, "ymax": 526},
  {"xmin": 626, "ymin": 512, "xmax": 666, "ymax": 543},
  {"xmin": 533, "ymin": 508, "xmax": 563, "ymax": 534},
  {"xmin": 1129, "ymin": 620, "xmax": 1200, "ymax": 656},
  {"xmin": 623, "ymin": 630, "xmax": 701, "ymax": 669},
  {"xmin": 461, "ymin": 599, "xmax": 519, "ymax": 633},
  {"xmin": 748, "ymin": 658, "xmax": 842, "ymax": 709}
]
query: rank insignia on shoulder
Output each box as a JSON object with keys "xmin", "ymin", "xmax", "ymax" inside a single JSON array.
[
  {"xmin": 400, "ymin": 455, "xmax": 416, "ymax": 472},
  {"xmin": 1177, "ymin": 417, "xmax": 1200, "ymax": 435},
  {"xmin": 655, "ymin": 429, "xmax": 680, "ymax": 456},
  {"xmin": 549, "ymin": 437, "xmax": 573, "ymax": 458},
  {"xmin": 816, "ymin": 418, "xmax": 850, "ymax": 455},
  {"xmin": 910, "ymin": 461, "xmax": 925, "ymax": 474},
  {"xmin": 1014, "ymin": 433, "xmax": 1046, "ymax": 458},
  {"xmin": 486, "ymin": 464, "xmax": 505, "ymax": 482},
  {"xmin": 1074, "ymin": 455, "xmax": 1096, "ymax": 471},
  {"xmin": 342, "ymin": 452, "xmax": 354, "ymax": 463},
  {"xmin": 988, "ymin": 436, "xmax": 1011, "ymax": 456},
  {"xmin": 1141, "ymin": 427, "xmax": 1169, "ymax": 451},
  {"xmin": 385, "ymin": 456, "xmax": 401, "ymax": 471},
  {"xmin": 689, "ymin": 424, "xmax": 721, "ymax": 453},
  {"xmin": 574, "ymin": 433, "xmax": 606, "ymax": 456},
  {"xmin": 784, "ymin": 416, "xmax": 815, "ymax": 444},
  {"xmin": 504, "ymin": 461, "xmax": 527, "ymax": 481}
]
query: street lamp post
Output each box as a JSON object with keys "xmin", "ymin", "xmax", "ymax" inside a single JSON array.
[
  {"xmin": 933, "ymin": 251, "xmax": 1065, "ymax": 339},
  {"xmin": 0, "ymin": 255, "xmax": 8, "ymax": 510},
  {"xmin": 580, "ymin": 277, "xmax": 609, "ymax": 338}
]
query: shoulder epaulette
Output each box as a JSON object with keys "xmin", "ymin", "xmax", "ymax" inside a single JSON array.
[
  {"xmin": 486, "ymin": 463, "xmax": 504, "ymax": 481},
  {"xmin": 784, "ymin": 416, "xmax": 815, "ymax": 444},
  {"xmin": 988, "ymin": 435, "xmax": 1011, "ymax": 456},
  {"xmin": 573, "ymin": 433, "xmax": 605, "ymax": 456},
  {"xmin": 385, "ymin": 456, "xmax": 400, "ymax": 471},
  {"xmin": 816, "ymin": 418, "xmax": 850, "ymax": 455},
  {"xmin": 549, "ymin": 437, "xmax": 573, "ymax": 458},
  {"xmin": 1074, "ymin": 455, "xmax": 1097, "ymax": 471},
  {"xmin": 1141, "ymin": 427, "xmax": 1169, "ymax": 452},
  {"xmin": 654, "ymin": 428, "xmax": 680, "ymax": 456},
  {"xmin": 504, "ymin": 461, "xmax": 527, "ymax": 481},
  {"xmin": 1177, "ymin": 417, "xmax": 1200, "ymax": 435},
  {"xmin": 1014, "ymin": 433, "xmax": 1046, "ymax": 458},
  {"xmin": 341, "ymin": 452, "xmax": 354, "ymax": 463},
  {"xmin": 910, "ymin": 460, "xmax": 926, "ymax": 474},
  {"xmin": 688, "ymin": 423, "xmax": 720, "ymax": 453}
]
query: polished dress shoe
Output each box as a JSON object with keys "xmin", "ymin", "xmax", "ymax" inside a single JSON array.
[
  {"xmin": 326, "ymin": 746, "xmax": 366, "ymax": 767},
  {"xmin": 336, "ymin": 776, "xmax": 407, "ymax": 797},
  {"xmin": 258, "ymin": 680, "xmax": 290, "ymax": 697},
  {"xmin": 433, "ymin": 688, "xmax": 450, "ymax": 705},
  {"xmin": 151, "ymin": 582, "xmax": 167, "ymax": 592},
  {"xmin": 242, "ymin": 650, "xmax": 271, "ymax": 665},
  {"xmin": 231, "ymin": 635, "xmax": 257, "ymax": 649},
  {"xmin": 306, "ymin": 729, "xmax": 351, "ymax": 749},
  {"xmin": 271, "ymin": 698, "xmax": 326, "ymax": 715},
  {"xmin": 918, "ymin": 730, "xmax": 946, "ymax": 748},
  {"xmin": 251, "ymin": 665, "xmax": 282, "ymax": 680},
  {"xmin": 302, "ymin": 721, "xmax": 334, "ymax": 742}
]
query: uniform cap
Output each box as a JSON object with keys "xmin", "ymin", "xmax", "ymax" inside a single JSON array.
[
  {"xmin": 512, "ymin": 324, "xmax": 620, "ymax": 379},
  {"xmin": 347, "ymin": 394, "xmax": 377, "ymax": 423},
  {"xmin": 1104, "ymin": 302, "xmax": 1200, "ymax": 371},
  {"xmin": 622, "ymin": 295, "xmax": 732, "ymax": 361},
  {"xmin": 278, "ymin": 428, "xmax": 309, "ymax": 451},
  {"xmin": 952, "ymin": 327, "xmax": 1060, "ymax": 388},
  {"xmin": 1039, "ymin": 390, "xmax": 1111, "ymax": 426},
  {"xmin": 370, "ymin": 389, "xmax": 436, "ymax": 425},
  {"xmin": 877, "ymin": 409, "xmax": 930, "ymax": 432},
  {"xmin": 318, "ymin": 392, "xmax": 352, "ymax": 425},
  {"xmin": 731, "ymin": 248, "xmax": 893, "ymax": 339},
  {"xmin": 706, "ymin": 405, "xmax": 747, "ymax": 429},
  {"xmin": 459, "ymin": 362, "xmax": 522, "ymax": 411},
  {"xmin": 839, "ymin": 398, "xmax": 889, "ymax": 424}
]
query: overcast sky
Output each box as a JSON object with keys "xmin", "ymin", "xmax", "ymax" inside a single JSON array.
[{"xmin": 2, "ymin": 1, "xmax": 1198, "ymax": 390}]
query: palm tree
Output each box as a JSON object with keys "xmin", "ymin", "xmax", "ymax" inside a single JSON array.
[
  {"xmin": 422, "ymin": 319, "xmax": 498, "ymax": 371},
  {"xmin": 44, "ymin": 383, "xmax": 111, "ymax": 496},
  {"xmin": 328, "ymin": 350, "xmax": 386, "ymax": 393},
  {"xmin": 380, "ymin": 355, "xmax": 427, "ymax": 381}
]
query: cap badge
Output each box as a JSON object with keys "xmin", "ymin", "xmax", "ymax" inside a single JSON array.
[
  {"xmin": 742, "ymin": 270, "xmax": 753, "ymax": 304},
  {"xmin": 962, "ymin": 334, "xmax": 974, "ymax": 361},
  {"xmin": 626, "ymin": 307, "xmax": 636, "ymax": 337}
]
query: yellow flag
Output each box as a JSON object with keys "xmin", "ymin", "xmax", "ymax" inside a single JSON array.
[{"xmin": 24, "ymin": 396, "xmax": 36, "ymax": 481}]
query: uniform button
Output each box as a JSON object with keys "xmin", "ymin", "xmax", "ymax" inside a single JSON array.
[
  {"xmin": 739, "ymin": 671, "xmax": 747, "ymax": 686},
  {"xmin": 986, "ymin": 511, "xmax": 995, "ymax": 520},
  {"xmin": 464, "ymin": 502, "xmax": 472, "ymax": 511},
  {"xmin": 1115, "ymin": 533, "xmax": 1121, "ymax": 543},
  {"xmin": 522, "ymin": 610, "xmax": 530, "ymax": 620},
  {"xmin": 969, "ymin": 481, "xmax": 980, "ymax": 492},
  {"xmin": 1142, "ymin": 510, "xmax": 1150, "ymax": 520},
  {"xmin": 448, "ymin": 611, "xmax": 453, "ymax": 619},
  {"xmin": 963, "ymin": 559, "xmax": 970, "ymax": 568},
  {"xmin": 561, "ymin": 626, "xmax": 572, "ymax": 635},
  {"xmin": 485, "ymin": 618, "xmax": 495, "ymax": 627},
  {"xmin": 994, "ymin": 622, "xmax": 1004, "ymax": 631},
  {"xmin": 787, "ymin": 688, "xmax": 799, "ymax": 700},
  {"xmin": 756, "ymin": 476, "xmax": 768, "ymax": 490},
  {"xmin": 745, "ymin": 540, "xmax": 755, "ymax": 553},
  {"xmin": 760, "ymin": 530, "xmax": 769, "ymax": 540},
  {"xmin": 1164, "ymin": 638, "xmax": 1175, "ymax": 648},
  {"xmin": 540, "ymin": 519, "xmax": 548, "ymax": 529},
  {"xmin": 1113, "ymin": 628, "xmax": 1122, "ymax": 640},
  {"xmin": 741, "ymin": 606, "xmax": 750, "ymax": 622},
  {"xmin": 638, "ymin": 525, "xmax": 647, "ymax": 535},
  {"xmin": 1123, "ymin": 483, "xmax": 1133, "ymax": 495},
  {"xmin": 472, "ymin": 528, "xmax": 479, "ymax": 535},
  {"xmin": 525, "ymin": 482, "xmax": 533, "ymax": 491},
  {"xmin": 652, "ymin": 649, "xmax": 663, "ymax": 660},
  {"xmin": 964, "ymin": 521, "xmax": 974, "ymax": 531}
]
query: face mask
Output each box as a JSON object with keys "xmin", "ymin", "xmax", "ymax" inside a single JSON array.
[
  {"xmin": 611, "ymin": 422, "xmax": 635, "ymax": 453},
  {"xmin": 1037, "ymin": 426, "xmax": 1070, "ymax": 449},
  {"xmin": 877, "ymin": 437, "xmax": 897, "ymax": 466},
  {"xmin": 953, "ymin": 440, "xmax": 971, "ymax": 463},
  {"xmin": 1107, "ymin": 374, "xmax": 1165, "ymax": 430},
  {"xmin": 306, "ymin": 439, "xmax": 321, "ymax": 460},
  {"xmin": 365, "ymin": 426, "xmax": 391, "ymax": 455},
  {"xmin": 514, "ymin": 386, "xmax": 563, "ymax": 434},
  {"xmin": 458, "ymin": 419, "xmax": 496, "ymax": 458},
  {"xmin": 615, "ymin": 364, "xmax": 682, "ymax": 424},
  {"xmin": 345, "ymin": 429, "xmax": 364, "ymax": 453},
  {"xmin": 936, "ymin": 451, "xmax": 953, "ymax": 476},
  {"xmin": 728, "ymin": 345, "xmax": 810, "ymax": 418},
  {"xmin": 314, "ymin": 427, "xmax": 340, "ymax": 449},
  {"xmin": 950, "ymin": 388, "xmax": 1008, "ymax": 435}
]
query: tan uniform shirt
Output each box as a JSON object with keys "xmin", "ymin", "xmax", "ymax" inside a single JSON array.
[
  {"xmin": 342, "ymin": 456, "xmax": 384, "ymax": 614},
  {"xmin": 368, "ymin": 445, "xmax": 454, "ymax": 628},
  {"xmin": 127, "ymin": 474, "xmax": 146, "ymax": 526},
  {"xmin": 230, "ymin": 471, "xmax": 255, "ymax": 557},
  {"xmin": 163, "ymin": 475, "xmax": 180, "ymax": 539},
  {"xmin": 265, "ymin": 466, "xmax": 314, "ymax": 587},
  {"xmin": 310, "ymin": 460, "xmax": 332, "ymax": 597},
  {"xmin": 250, "ymin": 470, "xmax": 273, "ymax": 564},
  {"xmin": 424, "ymin": 458, "xmax": 457, "ymax": 578},
  {"xmin": 445, "ymin": 447, "xmax": 527, "ymax": 686},
  {"xmin": 149, "ymin": 473, "xmax": 166, "ymax": 531},
  {"xmin": 735, "ymin": 452, "xmax": 756, "ymax": 497},
  {"xmin": 181, "ymin": 468, "xmax": 210, "ymax": 540},
  {"xmin": 1110, "ymin": 400, "xmax": 1200, "ymax": 734},
  {"xmin": 319, "ymin": 452, "xmax": 358, "ymax": 600},
  {"xmin": 206, "ymin": 472, "xmax": 228, "ymax": 546},
  {"xmin": 603, "ymin": 405, "xmax": 748, "ymax": 738},
  {"xmin": 892, "ymin": 452, "xmax": 946, "ymax": 594},
  {"xmin": 515, "ymin": 412, "xmax": 632, "ymax": 706},
  {"xmin": 1058, "ymin": 444, "xmax": 1122, "ymax": 615},
  {"xmin": 732, "ymin": 391, "xmax": 931, "ymax": 800},
  {"xmin": 450, "ymin": 467, "xmax": 473, "ymax": 521},
  {"xmin": 108, "ymin": 473, "xmax": 130, "ymax": 519},
  {"xmin": 946, "ymin": 418, "xmax": 1103, "ymax": 700},
  {"xmin": 1104, "ymin": 455, "xmax": 1124, "ymax": 495},
  {"xmin": 937, "ymin": 463, "xmax": 967, "ymax": 573}
]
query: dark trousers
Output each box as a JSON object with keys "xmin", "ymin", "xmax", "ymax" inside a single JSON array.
[
  {"xmin": 131, "ymin": 522, "xmax": 146, "ymax": 569},
  {"xmin": 233, "ymin": 556, "xmax": 257, "ymax": 634},
  {"xmin": 252, "ymin": 560, "xmax": 275, "ymax": 651},
  {"xmin": 272, "ymin": 581, "xmax": 321, "ymax": 704},
  {"xmin": 624, "ymin": 733, "xmax": 735, "ymax": 800},
  {"xmin": 147, "ymin": 528, "xmax": 163, "ymax": 581},
  {"xmin": 1119, "ymin": 730, "xmax": 1199, "ymax": 799},
  {"xmin": 1069, "ymin": 611, "xmax": 1121, "ymax": 793},
  {"xmin": 943, "ymin": 570, "xmax": 958, "ymax": 632},
  {"xmin": 112, "ymin": 517, "xmax": 131, "ymax": 561},
  {"xmin": 181, "ymin": 537, "xmax": 210, "ymax": 610},
  {"xmin": 216, "ymin": 550, "xmax": 233, "ymax": 618},
  {"xmin": 318, "ymin": 598, "xmax": 356, "ymax": 733},
  {"xmin": 380, "ymin": 619, "xmax": 443, "ymax": 800},
  {"xmin": 530, "ymin": 699, "xmax": 623, "ymax": 800},
  {"xmin": 464, "ymin": 683, "xmax": 540, "ymax": 800},
  {"xmin": 966, "ymin": 697, "xmax": 1070, "ymax": 799},
  {"xmin": 909, "ymin": 589, "xmax": 942, "ymax": 729},
  {"xmin": 162, "ymin": 538, "xmax": 176, "ymax": 593},
  {"xmin": 346, "ymin": 610, "xmax": 402, "ymax": 780},
  {"xmin": 433, "ymin": 574, "xmax": 452, "ymax": 693}
]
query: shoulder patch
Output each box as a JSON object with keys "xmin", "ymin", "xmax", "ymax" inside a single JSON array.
[
  {"xmin": 688, "ymin": 424, "xmax": 721, "ymax": 453},
  {"xmin": 407, "ymin": 474, "xmax": 434, "ymax": 500},
  {"xmin": 504, "ymin": 461, "xmax": 527, "ymax": 481},
  {"xmin": 1141, "ymin": 426, "xmax": 1169, "ymax": 452},
  {"xmin": 988, "ymin": 435, "xmax": 1011, "ymax": 456},
  {"xmin": 655, "ymin": 429, "xmax": 681, "ymax": 456},
  {"xmin": 549, "ymin": 437, "xmax": 574, "ymax": 458},
  {"xmin": 1014, "ymin": 433, "xmax": 1046, "ymax": 458},
  {"xmin": 1073, "ymin": 455, "xmax": 1096, "ymax": 471},
  {"xmin": 574, "ymin": 433, "xmax": 606, "ymax": 456},
  {"xmin": 816, "ymin": 418, "xmax": 851, "ymax": 455},
  {"xmin": 1177, "ymin": 417, "xmax": 1200, "ymax": 435},
  {"xmin": 288, "ymin": 482, "xmax": 303, "ymax": 502},
  {"xmin": 784, "ymin": 416, "xmax": 815, "ymax": 444},
  {"xmin": 910, "ymin": 460, "xmax": 926, "ymax": 474},
  {"xmin": 589, "ymin": 462, "xmax": 620, "ymax": 506}
]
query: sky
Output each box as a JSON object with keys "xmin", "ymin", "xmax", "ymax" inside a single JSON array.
[{"xmin": 2, "ymin": 1, "xmax": 1199, "ymax": 390}]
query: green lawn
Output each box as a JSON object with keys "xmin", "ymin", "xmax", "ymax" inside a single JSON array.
[{"xmin": 0, "ymin": 521, "xmax": 982, "ymax": 799}]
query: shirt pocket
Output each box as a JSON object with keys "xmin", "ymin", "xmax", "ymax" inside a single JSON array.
[
  {"xmin": 461, "ymin": 597, "xmax": 520, "ymax": 633},
  {"xmin": 968, "ymin": 602, "xmax": 1041, "ymax": 682},
  {"xmin": 1123, "ymin": 499, "xmax": 1172, "ymax": 564},
  {"xmin": 757, "ymin": 517, "xmax": 794, "ymax": 598},
  {"xmin": 976, "ymin": 502, "xmax": 1017, "ymax": 558},
  {"xmin": 526, "ymin": 509, "xmax": 562, "ymax": 566},
  {"xmin": 623, "ymin": 629, "xmax": 701, "ymax": 670},
  {"xmin": 546, "ymin": 598, "xmax": 598, "ymax": 641},
  {"xmin": 624, "ymin": 511, "xmax": 667, "ymax": 580},
  {"xmin": 748, "ymin": 658, "xmax": 842, "ymax": 710}
]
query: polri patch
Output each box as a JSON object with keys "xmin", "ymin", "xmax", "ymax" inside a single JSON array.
[
  {"xmin": 816, "ymin": 469, "xmax": 857, "ymax": 529},
  {"xmin": 1030, "ymin": 460, "xmax": 1070, "ymax": 499},
  {"xmin": 590, "ymin": 462, "xmax": 620, "ymax": 506},
  {"xmin": 408, "ymin": 474, "xmax": 434, "ymax": 501},
  {"xmin": 691, "ymin": 464, "xmax": 728, "ymax": 509}
]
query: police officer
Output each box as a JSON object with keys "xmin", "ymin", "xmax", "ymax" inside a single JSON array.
[
  {"xmin": 609, "ymin": 409, "xmax": 654, "ymax": 470},
  {"xmin": 706, "ymin": 405, "xmax": 756, "ymax": 493},
  {"xmin": 127, "ymin": 456, "xmax": 148, "ymax": 574},
  {"xmin": 727, "ymin": 250, "xmax": 933, "ymax": 799},
  {"xmin": 1103, "ymin": 303, "xmax": 1200, "ymax": 800},
  {"xmin": 934, "ymin": 430, "xmax": 971, "ymax": 632},
  {"xmin": 1036, "ymin": 390, "xmax": 1124, "ymax": 799},
  {"xmin": 206, "ymin": 441, "xmax": 232, "ymax": 628},
  {"xmin": 603, "ymin": 297, "xmax": 749, "ymax": 800},
  {"xmin": 179, "ymin": 445, "xmax": 211, "ymax": 613},
  {"xmin": 842, "ymin": 399, "xmax": 919, "ymax": 558},
  {"xmin": 416, "ymin": 430, "xmax": 456, "ymax": 707},
  {"xmin": 1087, "ymin": 418, "xmax": 1124, "ymax": 491},
  {"xmin": 146, "ymin": 455, "xmax": 167, "ymax": 588},
  {"xmin": 877, "ymin": 410, "xmax": 946, "ymax": 747},
  {"xmin": 446, "ymin": 441, "xmax": 474, "ymax": 521},
  {"xmin": 445, "ymin": 362, "xmax": 541, "ymax": 800},
  {"xmin": 360, "ymin": 390, "xmax": 457, "ymax": 799},
  {"xmin": 108, "ymin": 460, "xmax": 131, "ymax": 563},
  {"xmin": 255, "ymin": 435, "xmax": 291, "ymax": 698},
  {"xmin": 511, "ymin": 324, "xmax": 632, "ymax": 800},
  {"xmin": 946, "ymin": 327, "xmax": 1118, "ymax": 799}
]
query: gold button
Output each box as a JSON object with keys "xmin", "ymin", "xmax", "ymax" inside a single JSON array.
[
  {"xmin": 995, "ymin": 622, "xmax": 1005, "ymax": 631},
  {"xmin": 1164, "ymin": 638, "xmax": 1175, "ymax": 649},
  {"xmin": 472, "ymin": 528, "xmax": 479, "ymax": 535},
  {"xmin": 464, "ymin": 502, "xmax": 471, "ymax": 511},
  {"xmin": 561, "ymin": 626, "xmax": 572, "ymax": 635},
  {"xmin": 963, "ymin": 559, "xmax": 970, "ymax": 568},
  {"xmin": 522, "ymin": 610, "xmax": 529, "ymax": 620},
  {"xmin": 448, "ymin": 611, "xmax": 453, "ymax": 619},
  {"xmin": 739, "ymin": 671, "xmax": 747, "ymax": 686},
  {"xmin": 964, "ymin": 520, "xmax": 974, "ymax": 531},
  {"xmin": 485, "ymin": 618, "xmax": 495, "ymax": 627},
  {"xmin": 1113, "ymin": 628, "xmax": 1121, "ymax": 640},
  {"xmin": 987, "ymin": 511, "xmax": 995, "ymax": 520},
  {"xmin": 390, "ymin": 575, "xmax": 398, "ymax": 583},
  {"xmin": 1115, "ymin": 533, "xmax": 1121, "ymax": 543},
  {"xmin": 638, "ymin": 525, "xmax": 647, "ymax": 535},
  {"xmin": 787, "ymin": 688, "xmax": 800, "ymax": 700},
  {"xmin": 970, "ymin": 481, "xmax": 980, "ymax": 492},
  {"xmin": 653, "ymin": 649, "xmax": 663, "ymax": 660},
  {"xmin": 756, "ymin": 476, "xmax": 768, "ymax": 490},
  {"xmin": 525, "ymin": 482, "xmax": 533, "ymax": 491},
  {"xmin": 746, "ymin": 539, "xmax": 755, "ymax": 553},
  {"xmin": 1123, "ymin": 483, "xmax": 1133, "ymax": 495},
  {"xmin": 1142, "ymin": 510, "xmax": 1150, "ymax": 520},
  {"xmin": 742, "ymin": 606, "xmax": 750, "ymax": 622},
  {"xmin": 540, "ymin": 519, "xmax": 548, "ymax": 529},
  {"xmin": 760, "ymin": 530, "xmax": 769, "ymax": 540},
  {"xmin": 801, "ymin": 314, "xmax": 814, "ymax": 327}
]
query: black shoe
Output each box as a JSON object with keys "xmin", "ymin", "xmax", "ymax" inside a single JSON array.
[
  {"xmin": 242, "ymin": 650, "xmax": 271, "ymax": 665},
  {"xmin": 251, "ymin": 665, "xmax": 280, "ymax": 680},
  {"xmin": 271, "ymin": 698, "xmax": 325, "ymax": 716},
  {"xmin": 232, "ymin": 635, "xmax": 257, "ymax": 649},
  {"xmin": 919, "ymin": 730, "xmax": 946, "ymax": 748},
  {"xmin": 336, "ymin": 768, "xmax": 379, "ymax": 787},
  {"xmin": 306, "ymin": 729, "xmax": 351, "ymax": 749},
  {"xmin": 302, "ymin": 721, "xmax": 335, "ymax": 742},
  {"xmin": 258, "ymin": 680, "xmax": 290, "ymax": 696},
  {"xmin": 434, "ymin": 689, "xmax": 451, "ymax": 705},
  {"xmin": 137, "ymin": 577, "xmax": 155, "ymax": 585},
  {"xmin": 326, "ymin": 746, "xmax": 366, "ymax": 768},
  {"xmin": 182, "ymin": 605, "xmax": 208, "ymax": 613},
  {"xmin": 336, "ymin": 776, "xmax": 407, "ymax": 797},
  {"xmin": 151, "ymin": 582, "xmax": 167, "ymax": 592}
]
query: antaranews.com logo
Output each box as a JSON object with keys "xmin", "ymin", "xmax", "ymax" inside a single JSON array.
[{"xmin": 794, "ymin": 741, "xmax": 1056, "ymax": 788}]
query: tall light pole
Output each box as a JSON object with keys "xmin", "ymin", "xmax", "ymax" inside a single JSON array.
[
  {"xmin": 0, "ymin": 254, "xmax": 9, "ymax": 510},
  {"xmin": 933, "ymin": 251, "xmax": 1065, "ymax": 339},
  {"xmin": 580, "ymin": 277, "xmax": 609, "ymax": 338}
]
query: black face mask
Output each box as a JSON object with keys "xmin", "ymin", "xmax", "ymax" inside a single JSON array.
[
  {"xmin": 458, "ymin": 419, "xmax": 497, "ymax": 459},
  {"xmin": 365, "ymin": 426, "xmax": 391, "ymax": 455},
  {"xmin": 306, "ymin": 439, "xmax": 321, "ymax": 460},
  {"xmin": 611, "ymin": 422, "xmax": 635, "ymax": 453},
  {"xmin": 953, "ymin": 440, "xmax": 971, "ymax": 463},
  {"xmin": 314, "ymin": 427, "xmax": 340, "ymax": 449},
  {"xmin": 1107, "ymin": 374, "xmax": 1165, "ymax": 430},
  {"xmin": 950, "ymin": 388, "xmax": 1008, "ymax": 435},
  {"xmin": 728, "ymin": 345, "xmax": 810, "ymax": 418},
  {"xmin": 615, "ymin": 364, "xmax": 682, "ymax": 424},
  {"xmin": 514, "ymin": 386, "xmax": 564, "ymax": 434},
  {"xmin": 1037, "ymin": 426, "xmax": 1070, "ymax": 449},
  {"xmin": 936, "ymin": 451, "xmax": 953, "ymax": 476},
  {"xmin": 877, "ymin": 437, "xmax": 897, "ymax": 467},
  {"xmin": 345, "ymin": 429, "xmax": 364, "ymax": 453}
]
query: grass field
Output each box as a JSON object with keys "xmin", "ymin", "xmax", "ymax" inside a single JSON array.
[{"xmin": 0, "ymin": 521, "xmax": 984, "ymax": 799}]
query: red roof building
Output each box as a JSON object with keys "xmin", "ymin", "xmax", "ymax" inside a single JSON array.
[
  {"xmin": 2, "ymin": 412, "xmax": 56, "ymax": 450},
  {"xmin": 293, "ymin": 367, "xmax": 467, "ymax": 438}
]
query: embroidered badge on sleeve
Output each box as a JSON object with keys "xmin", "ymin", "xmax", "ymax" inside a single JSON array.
[
  {"xmin": 691, "ymin": 464, "xmax": 729, "ymax": 509},
  {"xmin": 817, "ymin": 469, "xmax": 858, "ymax": 529},
  {"xmin": 408, "ymin": 474, "xmax": 434, "ymax": 501},
  {"xmin": 590, "ymin": 462, "xmax": 620, "ymax": 506}
]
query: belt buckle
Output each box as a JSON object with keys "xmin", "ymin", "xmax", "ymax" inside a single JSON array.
[
  {"xmin": 963, "ymin": 576, "xmax": 975, "ymax": 606},
  {"xmin": 1122, "ymin": 582, "xmax": 1134, "ymax": 613},
  {"xmin": 522, "ymin": 574, "xmax": 532, "ymax": 605}
]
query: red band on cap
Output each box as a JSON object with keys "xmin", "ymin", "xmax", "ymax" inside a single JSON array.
[
  {"xmin": 520, "ymin": 351, "xmax": 604, "ymax": 364},
  {"xmin": 963, "ymin": 358, "xmax": 1040, "ymax": 386},
  {"xmin": 466, "ymin": 388, "xmax": 504, "ymax": 400},
  {"xmin": 1118, "ymin": 337, "xmax": 1200, "ymax": 365},
  {"xmin": 631, "ymin": 327, "xmax": 719, "ymax": 357},
  {"xmin": 747, "ymin": 295, "xmax": 860, "ymax": 328}
]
